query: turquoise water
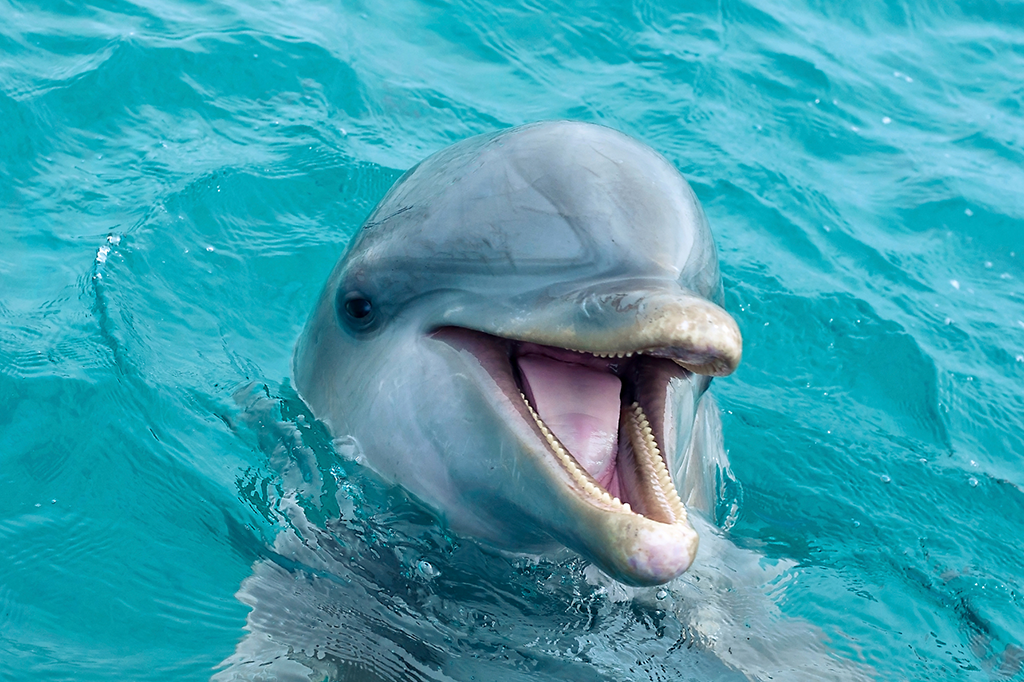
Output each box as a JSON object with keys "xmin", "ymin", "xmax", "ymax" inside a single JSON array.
[{"xmin": 2, "ymin": 0, "xmax": 1023, "ymax": 679}]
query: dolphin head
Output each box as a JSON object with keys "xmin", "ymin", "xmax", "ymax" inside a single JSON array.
[{"xmin": 293, "ymin": 121, "xmax": 741, "ymax": 586}]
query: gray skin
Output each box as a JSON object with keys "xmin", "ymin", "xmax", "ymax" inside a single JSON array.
[{"xmin": 293, "ymin": 121, "xmax": 741, "ymax": 586}]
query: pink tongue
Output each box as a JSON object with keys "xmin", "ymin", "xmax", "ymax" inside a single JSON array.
[{"xmin": 518, "ymin": 354, "xmax": 622, "ymax": 487}]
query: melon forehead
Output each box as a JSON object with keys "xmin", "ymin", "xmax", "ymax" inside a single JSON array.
[{"xmin": 345, "ymin": 121, "xmax": 718, "ymax": 299}]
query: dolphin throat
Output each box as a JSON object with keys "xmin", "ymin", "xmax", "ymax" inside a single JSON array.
[{"xmin": 517, "ymin": 353, "xmax": 622, "ymax": 490}]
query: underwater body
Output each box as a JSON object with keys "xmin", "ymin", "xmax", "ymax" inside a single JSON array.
[{"xmin": 2, "ymin": 0, "xmax": 1023, "ymax": 680}]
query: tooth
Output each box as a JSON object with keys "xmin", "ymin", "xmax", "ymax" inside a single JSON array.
[{"xmin": 626, "ymin": 402, "xmax": 689, "ymax": 523}]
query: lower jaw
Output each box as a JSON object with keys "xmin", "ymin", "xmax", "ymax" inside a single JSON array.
[
  {"xmin": 563, "ymin": 486, "xmax": 700, "ymax": 586},
  {"xmin": 427, "ymin": 326, "xmax": 698, "ymax": 580}
]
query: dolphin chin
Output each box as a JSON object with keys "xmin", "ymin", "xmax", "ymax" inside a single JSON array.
[{"xmin": 293, "ymin": 120, "xmax": 742, "ymax": 586}]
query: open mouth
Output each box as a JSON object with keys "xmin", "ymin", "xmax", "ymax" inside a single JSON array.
[{"xmin": 432, "ymin": 327, "xmax": 692, "ymax": 527}]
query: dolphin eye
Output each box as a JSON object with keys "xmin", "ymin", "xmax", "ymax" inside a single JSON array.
[
  {"xmin": 345, "ymin": 297, "xmax": 372, "ymax": 319},
  {"xmin": 337, "ymin": 290, "xmax": 378, "ymax": 333}
]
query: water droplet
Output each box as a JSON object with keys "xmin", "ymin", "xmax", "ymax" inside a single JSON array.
[
  {"xmin": 656, "ymin": 589, "xmax": 668, "ymax": 600},
  {"xmin": 882, "ymin": 116, "xmax": 892, "ymax": 124},
  {"xmin": 964, "ymin": 208, "xmax": 974, "ymax": 216},
  {"xmin": 968, "ymin": 477, "xmax": 979, "ymax": 487},
  {"xmin": 417, "ymin": 560, "xmax": 440, "ymax": 580}
]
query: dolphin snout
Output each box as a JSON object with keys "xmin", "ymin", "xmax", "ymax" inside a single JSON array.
[{"xmin": 469, "ymin": 286, "xmax": 743, "ymax": 378}]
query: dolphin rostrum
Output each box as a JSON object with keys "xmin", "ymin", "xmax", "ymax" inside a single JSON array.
[{"xmin": 293, "ymin": 120, "xmax": 742, "ymax": 586}]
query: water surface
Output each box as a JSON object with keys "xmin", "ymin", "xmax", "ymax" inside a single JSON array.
[{"xmin": 1, "ymin": 0, "xmax": 1022, "ymax": 680}]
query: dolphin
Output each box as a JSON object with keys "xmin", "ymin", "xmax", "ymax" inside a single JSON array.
[{"xmin": 292, "ymin": 120, "xmax": 742, "ymax": 586}]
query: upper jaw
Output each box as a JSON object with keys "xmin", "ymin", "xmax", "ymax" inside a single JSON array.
[
  {"xmin": 429, "ymin": 326, "xmax": 710, "ymax": 585},
  {"xmin": 434, "ymin": 285, "xmax": 743, "ymax": 377}
]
